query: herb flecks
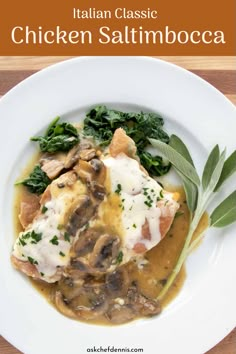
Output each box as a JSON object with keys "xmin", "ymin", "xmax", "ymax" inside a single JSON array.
[
  {"xmin": 64, "ymin": 232, "xmax": 70, "ymax": 242},
  {"xmin": 142, "ymin": 187, "xmax": 159, "ymax": 209},
  {"xmin": 50, "ymin": 235, "xmax": 59, "ymax": 246},
  {"xmin": 41, "ymin": 205, "xmax": 48, "ymax": 214},
  {"xmin": 115, "ymin": 184, "xmax": 122, "ymax": 195},
  {"xmin": 18, "ymin": 230, "xmax": 42, "ymax": 247},
  {"xmin": 116, "ymin": 251, "xmax": 123, "ymax": 264},
  {"xmin": 59, "ymin": 251, "xmax": 65, "ymax": 257},
  {"xmin": 28, "ymin": 256, "xmax": 38, "ymax": 265}
]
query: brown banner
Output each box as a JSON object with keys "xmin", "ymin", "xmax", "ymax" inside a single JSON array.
[{"xmin": 0, "ymin": 0, "xmax": 235, "ymax": 55}]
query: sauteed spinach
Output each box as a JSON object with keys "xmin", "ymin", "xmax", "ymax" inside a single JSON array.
[
  {"xmin": 31, "ymin": 117, "xmax": 79, "ymax": 153},
  {"xmin": 83, "ymin": 105, "xmax": 170, "ymax": 176}
]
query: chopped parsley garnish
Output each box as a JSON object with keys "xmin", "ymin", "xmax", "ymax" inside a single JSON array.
[
  {"xmin": 115, "ymin": 183, "xmax": 122, "ymax": 195},
  {"xmin": 119, "ymin": 203, "xmax": 124, "ymax": 210},
  {"xmin": 59, "ymin": 251, "xmax": 65, "ymax": 257},
  {"xmin": 132, "ymin": 223, "xmax": 137, "ymax": 228},
  {"xmin": 40, "ymin": 272, "xmax": 44, "ymax": 276},
  {"xmin": 19, "ymin": 238, "xmax": 27, "ymax": 247},
  {"xmin": 28, "ymin": 256, "xmax": 38, "ymax": 265},
  {"xmin": 50, "ymin": 235, "xmax": 59, "ymax": 245},
  {"xmin": 142, "ymin": 187, "xmax": 163, "ymax": 208},
  {"xmin": 116, "ymin": 251, "xmax": 123, "ymax": 264},
  {"xmin": 19, "ymin": 230, "xmax": 42, "ymax": 246},
  {"xmin": 20, "ymin": 232, "xmax": 31, "ymax": 239},
  {"xmin": 41, "ymin": 205, "xmax": 48, "ymax": 214},
  {"xmin": 30, "ymin": 231, "xmax": 42, "ymax": 244},
  {"xmin": 64, "ymin": 232, "xmax": 70, "ymax": 242},
  {"xmin": 143, "ymin": 188, "xmax": 155, "ymax": 208},
  {"xmin": 144, "ymin": 200, "xmax": 153, "ymax": 208}
]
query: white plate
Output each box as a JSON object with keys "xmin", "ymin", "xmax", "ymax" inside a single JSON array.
[{"xmin": 0, "ymin": 57, "xmax": 236, "ymax": 354}]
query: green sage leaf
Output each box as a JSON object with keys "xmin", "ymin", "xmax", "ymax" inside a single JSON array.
[
  {"xmin": 149, "ymin": 138, "xmax": 200, "ymax": 186},
  {"xmin": 205, "ymin": 149, "xmax": 226, "ymax": 194},
  {"xmin": 168, "ymin": 135, "xmax": 198, "ymax": 212},
  {"xmin": 202, "ymin": 145, "xmax": 220, "ymax": 190},
  {"xmin": 178, "ymin": 171, "xmax": 198, "ymax": 212},
  {"xmin": 169, "ymin": 135, "xmax": 195, "ymax": 166},
  {"xmin": 210, "ymin": 190, "xmax": 236, "ymax": 227},
  {"xmin": 214, "ymin": 151, "xmax": 236, "ymax": 191}
]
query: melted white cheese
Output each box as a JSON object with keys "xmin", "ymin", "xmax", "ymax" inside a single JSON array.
[
  {"xmin": 103, "ymin": 153, "xmax": 163, "ymax": 259},
  {"xmin": 13, "ymin": 196, "xmax": 71, "ymax": 281}
]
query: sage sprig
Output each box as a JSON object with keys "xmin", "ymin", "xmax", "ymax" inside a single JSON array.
[
  {"xmin": 150, "ymin": 136, "xmax": 236, "ymax": 300},
  {"xmin": 169, "ymin": 135, "xmax": 198, "ymax": 213},
  {"xmin": 210, "ymin": 191, "xmax": 236, "ymax": 227}
]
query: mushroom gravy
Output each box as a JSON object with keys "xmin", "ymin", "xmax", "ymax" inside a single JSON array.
[
  {"xmin": 13, "ymin": 128, "xmax": 208, "ymax": 325},
  {"xmin": 14, "ymin": 168, "xmax": 208, "ymax": 325}
]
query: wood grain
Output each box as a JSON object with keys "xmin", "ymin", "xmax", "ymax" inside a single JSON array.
[
  {"xmin": 0, "ymin": 56, "xmax": 235, "ymax": 70},
  {"xmin": 0, "ymin": 337, "xmax": 22, "ymax": 354},
  {"xmin": 0, "ymin": 69, "xmax": 235, "ymax": 97},
  {"xmin": 0, "ymin": 56, "xmax": 235, "ymax": 354}
]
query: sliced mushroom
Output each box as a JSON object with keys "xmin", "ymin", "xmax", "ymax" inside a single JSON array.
[
  {"xmin": 40, "ymin": 153, "xmax": 66, "ymax": 179},
  {"xmin": 53, "ymin": 171, "xmax": 78, "ymax": 190},
  {"xmin": 126, "ymin": 285, "xmax": 161, "ymax": 317},
  {"xmin": 41, "ymin": 160, "xmax": 65, "ymax": 180},
  {"xmin": 105, "ymin": 267, "xmax": 129, "ymax": 297},
  {"xmin": 70, "ymin": 259, "xmax": 92, "ymax": 273},
  {"xmin": 54, "ymin": 291, "xmax": 77, "ymax": 319},
  {"xmin": 69, "ymin": 282, "xmax": 108, "ymax": 320},
  {"xmin": 106, "ymin": 283, "xmax": 161, "ymax": 324},
  {"xmin": 58, "ymin": 277, "xmax": 85, "ymax": 301},
  {"xmin": 90, "ymin": 158, "xmax": 103, "ymax": 173},
  {"xmin": 64, "ymin": 266, "xmax": 90, "ymax": 280},
  {"xmin": 67, "ymin": 196, "xmax": 96, "ymax": 236},
  {"xmin": 74, "ymin": 160, "xmax": 95, "ymax": 182},
  {"xmin": 80, "ymin": 140, "xmax": 94, "ymax": 150},
  {"xmin": 106, "ymin": 304, "xmax": 136, "ymax": 324},
  {"xmin": 79, "ymin": 149, "xmax": 96, "ymax": 161},
  {"xmin": 90, "ymin": 159, "xmax": 106, "ymax": 186},
  {"xmin": 73, "ymin": 229, "xmax": 100, "ymax": 257},
  {"xmin": 89, "ymin": 181, "xmax": 106, "ymax": 200},
  {"xmin": 89, "ymin": 234, "xmax": 120, "ymax": 271},
  {"xmin": 64, "ymin": 144, "xmax": 81, "ymax": 169}
]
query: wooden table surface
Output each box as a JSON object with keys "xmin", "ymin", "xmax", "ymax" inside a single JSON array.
[{"xmin": 0, "ymin": 56, "xmax": 235, "ymax": 354}]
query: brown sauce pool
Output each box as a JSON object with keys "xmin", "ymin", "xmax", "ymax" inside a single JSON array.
[{"xmin": 13, "ymin": 156, "xmax": 208, "ymax": 325}]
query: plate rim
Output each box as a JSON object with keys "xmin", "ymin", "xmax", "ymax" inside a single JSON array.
[{"xmin": 0, "ymin": 56, "xmax": 235, "ymax": 354}]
